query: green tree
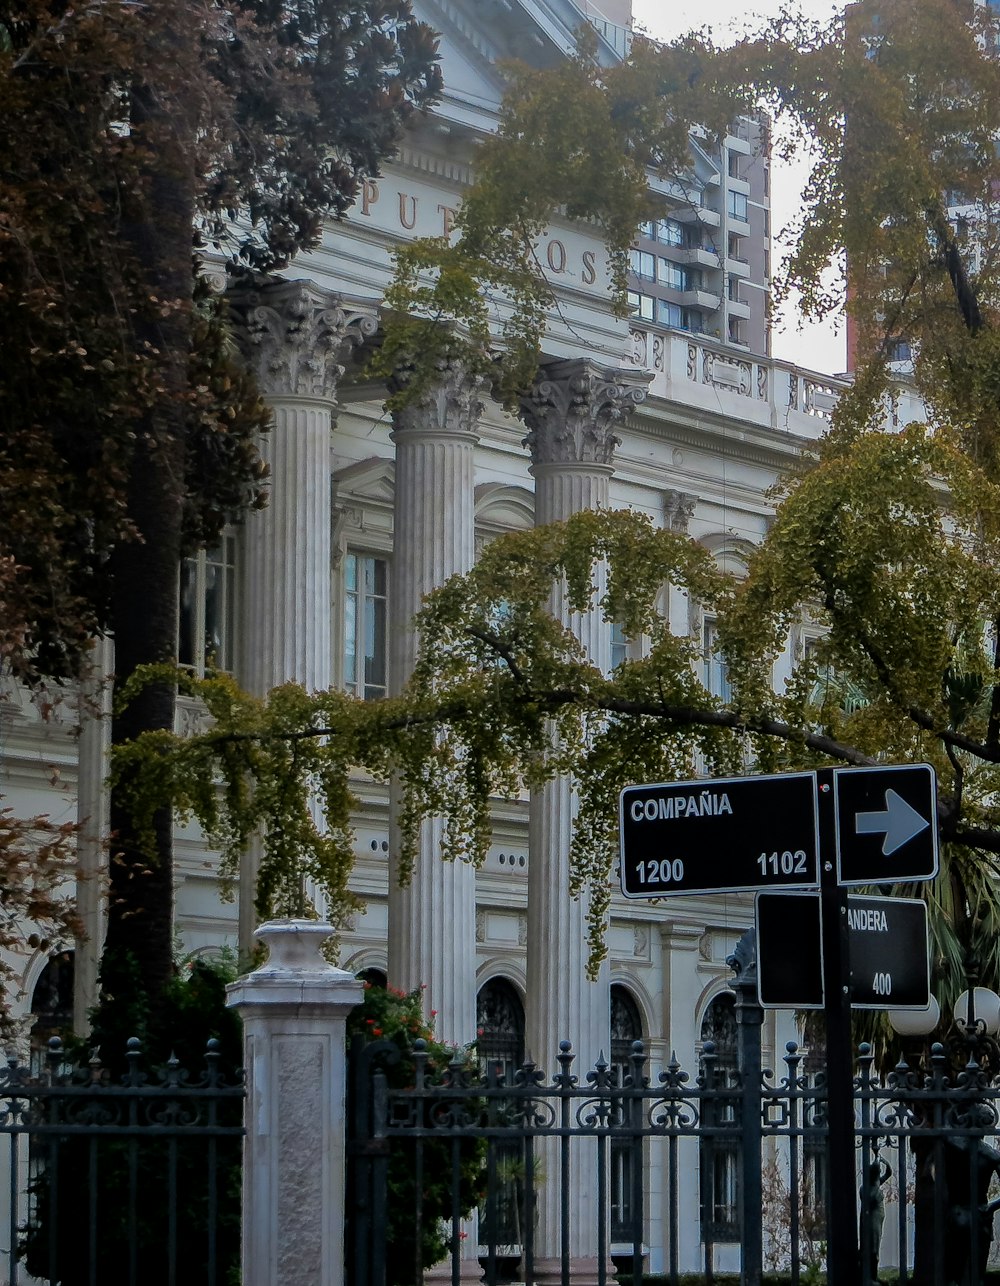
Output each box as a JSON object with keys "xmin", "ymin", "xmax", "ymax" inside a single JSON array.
[
  {"xmin": 0, "ymin": 0, "xmax": 441, "ymax": 1004},
  {"xmin": 112, "ymin": 0, "xmax": 1000, "ymax": 1032}
]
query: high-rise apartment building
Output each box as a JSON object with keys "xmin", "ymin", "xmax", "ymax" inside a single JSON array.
[{"xmin": 627, "ymin": 118, "xmax": 772, "ymax": 356}]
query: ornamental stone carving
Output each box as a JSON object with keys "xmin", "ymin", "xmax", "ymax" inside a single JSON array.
[
  {"xmin": 663, "ymin": 489, "xmax": 698, "ymax": 533},
  {"xmin": 388, "ymin": 352, "xmax": 486, "ymax": 438},
  {"xmin": 518, "ymin": 359, "xmax": 651, "ymax": 467},
  {"xmin": 229, "ymin": 279, "xmax": 378, "ymax": 401}
]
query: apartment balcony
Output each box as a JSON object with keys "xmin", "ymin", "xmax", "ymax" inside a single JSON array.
[
  {"xmin": 726, "ymin": 255, "xmax": 751, "ymax": 278},
  {"xmin": 681, "ymin": 288, "xmax": 722, "ymax": 311},
  {"xmin": 726, "ymin": 297, "xmax": 752, "ymax": 319},
  {"xmin": 673, "ymin": 205, "xmax": 722, "ymax": 227},
  {"xmin": 679, "ymin": 246, "xmax": 721, "ymax": 269}
]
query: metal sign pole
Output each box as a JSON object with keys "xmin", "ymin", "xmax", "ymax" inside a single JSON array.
[{"xmin": 817, "ymin": 769, "xmax": 858, "ymax": 1285}]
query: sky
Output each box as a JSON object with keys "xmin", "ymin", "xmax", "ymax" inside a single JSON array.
[{"xmin": 630, "ymin": 0, "xmax": 845, "ymax": 374}]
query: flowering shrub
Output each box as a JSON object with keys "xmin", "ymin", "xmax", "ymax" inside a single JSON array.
[{"xmin": 347, "ymin": 983, "xmax": 486, "ymax": 1284}]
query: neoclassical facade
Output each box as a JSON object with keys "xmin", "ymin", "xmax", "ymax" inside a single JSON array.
[{"xmin": 0, "ymin": 0, "xmax": 927, "ymax": 1277}]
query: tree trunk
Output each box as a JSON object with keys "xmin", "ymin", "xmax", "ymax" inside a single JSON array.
[{"xmin": 102, "ymin": 52, "xmax": 197, "ymax": 1005}]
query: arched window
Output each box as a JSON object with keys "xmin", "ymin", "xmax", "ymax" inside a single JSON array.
[
  {"xmin": 700, "ymin": 993, "xmax": 739, "ymax": 1243},
  {"xmin": 610, "ymin": 984, "xmax": 644, "ymax": 1245},
  {"xmin": 476, "ymin": 978, "xmax": 525, "ymax": 1083},
  {"xmin": 476, "ymin": 979, "xmax": 526, "ymax": 1257},
  {"xmin": 30, "ymin": 950, "xmax": 74, "ymax": 1075},
  {"xmin": 610, "ymin": 984, "xmax": 644, "ymax": 1073}
]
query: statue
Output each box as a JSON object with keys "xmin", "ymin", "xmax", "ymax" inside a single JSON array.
[
  {"xmin": 943, "ymin": 1130, "xmax": 1000, "ymax": 1286},
  {"xmin": 859, "ymin": 1158, "xmax": 891, "ymax": 1284}
]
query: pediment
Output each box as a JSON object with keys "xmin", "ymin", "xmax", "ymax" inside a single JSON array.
[
  {"xmin": 414, "ymin": 0, "xmax": 624, "ymax": 122},
  {"xmin": 475, "ymin": 483, "xmax": 535, "ymax": 532},
  {"xmin": 333, "ymin": 456, "xmax": 395, "ymax": 509}
]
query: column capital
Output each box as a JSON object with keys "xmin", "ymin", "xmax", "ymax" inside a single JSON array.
[
  {"xmin": 519, "ymin": 360, "xmax": 651, "ymax": 468},
  {"xmin": 388, "ymin": 352, "xmax": 486, "ymax": 439},
  {"xmin": 229, "ymin": 279, "xmax": 378, "ymax": 401},
  {"xmin": 663, "ymin": 488, "xmax": 698, "ymax": 533}
]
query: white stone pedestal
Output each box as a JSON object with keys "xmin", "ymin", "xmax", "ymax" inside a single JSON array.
[{"xmin": 226, "ymin": 919, "xmax": 364, "ymax": 1286}]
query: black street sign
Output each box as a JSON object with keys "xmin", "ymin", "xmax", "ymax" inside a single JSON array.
[
  {"xmin": 755, "ymin": 891, "xmax": 824, "ymax": 1008},
  {"xmin": 755, "ymin": 891, "xmax": 930, "ymax": 1009},
  {"xmin": 619, "ymin": 772, "xmax": 819, "ymax": 898},
  {"xmin": 833, "ymin": 762, "xmax": 938, "ymax": 885}
]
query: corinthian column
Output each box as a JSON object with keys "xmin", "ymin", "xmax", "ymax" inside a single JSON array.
[
  {"xmin": 519, "ymin": 359, "xmax": 649, "ymax": 1286},
  {"xmin": 229, "ymin": 281, "xmax": 377, "ymax": 950},
  {"xmin": 387, "ymin": 356, "xmax": 486, "ymax": 1048}
]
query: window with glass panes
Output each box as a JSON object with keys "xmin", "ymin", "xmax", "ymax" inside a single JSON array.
[
  {"xmin": 178, "ymin": 534, "xmax": 237, "ymax": 675},
  {"xmin": 629, "ymin": 248, "xmax": 656, "ymax": 280},
  {"xmin": 699, "ymin": 994, "xmax": 739, "ymax": 1242},
  {"xmin": 727, "ymin": 190, "xmax": 749, "ymax": 220},
  {"xmin": 344, "ymin": 553, "xmax": 388, "ymax": 700},
  {"xmin": 703, "ymin": 620, "xmax": 731, "ymax": 702},
  {"xmin": 610, "ymin": 985, "xmax": 644, "ymax": 1244},
  {"xmin": 658, "ymin": 259, "xmax": 688, "ymax": 290},
  {"xmin": 627, "ymin": 291, "xmax": 655, "ymax": 322},
  {"xmin": 656, "ymin": 218, "xmax": 685, "ymax": 247}
]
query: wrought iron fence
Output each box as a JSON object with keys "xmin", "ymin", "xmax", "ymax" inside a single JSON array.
[
  {"xmin": 0, "ymin": 1036, "xmax": 244, "ymax": 1286},
  {"xmin": 348, "ymin": 1030, "xmax": 1000, "ymax": 1286}
]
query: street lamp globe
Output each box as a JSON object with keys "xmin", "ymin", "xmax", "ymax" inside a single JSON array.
[
  {"xmin": 888, "ymin": 996, "xmax": 940, "ymax": 1037},
  {"xmin": 954, "ymin": 987, "xmax": 1000, "ymax": 1037}
]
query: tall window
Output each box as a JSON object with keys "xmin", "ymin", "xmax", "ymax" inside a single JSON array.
[
  {"xmin": 344, "ymin": 553, "xmax": 388, "ymax": 700},
  {"xmin": 658, "ymin": 259, "xmax": 688, "ymax": 291},
  {"xmin": 30, "ymin": 951, "xmax": 74, "ymax": 1077},
  {"xmin": 629, "ymin": 248, "xmax": 656, "ymax": 280},
  {"xmin": 610, "ymin": 622, "xmax": 629, "ymax": 671},
  {"xmin": 179, "ymin": 534, "xmax": 236, "ymax": 675},
  {"xmin": 700, "ymin": 994, "xmax": 739, "ymax": 1243},
  {"xmin": 477, "ymin": 980, "xmax": 526, "ymax": 1254},
  {"xmin": 727, "ymin": 190, "xmax": 749, "ymax": 221},
  {"xmin": 610, "ymin": 985, "xmax": 644, "ymax": 1244},
  {"xmin": 703, "ymin": 620, "xmax": 731, "ymax": 702}
]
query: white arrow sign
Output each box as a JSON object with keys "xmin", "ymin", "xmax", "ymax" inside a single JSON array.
[{"xmin": 855, "ymin": 789, "xmax": 930, "ymax": 856}]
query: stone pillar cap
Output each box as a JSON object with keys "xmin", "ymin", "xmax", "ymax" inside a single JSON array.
[{"xmin": 226, "ymin": 919, "xmax": 364, "ymax": 1010}]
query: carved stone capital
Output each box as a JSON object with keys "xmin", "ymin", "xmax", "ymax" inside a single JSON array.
[
  {"xmin": 229, "ymin": 279, "xmax": 378, "ymax": 401},
  {"xmin": 519, "ymin": 360, "xmax": 651, "ymax": 467},
  {"xmin": 663, "ymin": 489, "xmax": 698, "ymax": 533},
  {"xmin": 388, "ymin": 353, "xmax": 486, "ymax": 438}
]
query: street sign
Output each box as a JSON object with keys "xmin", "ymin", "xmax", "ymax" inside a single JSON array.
[
  {"xmin": 755, "ymin": 890, "xmax": 824, "ymax": 1008},
  {"xmin": 755, "ymin": 892, "xmax": 930, "ymax": 1009},
  {"xmin": 834, "ymin": 763, "xmax": 938, "ymax": 885},
  {"xmin": 619, "ymin": 772, "xmax": 819, "ymax": 899}
]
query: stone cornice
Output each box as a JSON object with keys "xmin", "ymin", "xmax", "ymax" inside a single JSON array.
[{"xmin": 622, "ymin": 400, "xmax": 814, "ymax": 471}]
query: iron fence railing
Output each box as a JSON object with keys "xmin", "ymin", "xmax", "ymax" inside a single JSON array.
[
  {"xmin": 0, "ymin": 1036, "xmax": 245, "ymax": 1286},
  {"xmin": 348, "ymin": 1032, "xmax": 1000, "ymax": 1286}
]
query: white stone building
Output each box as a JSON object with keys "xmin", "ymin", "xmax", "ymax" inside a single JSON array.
[{"xmin": 0, "ymin": 0, "xmax": 927, "ymax": 1277}]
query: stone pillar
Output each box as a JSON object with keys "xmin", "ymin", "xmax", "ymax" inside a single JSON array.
[
  {"xmin": 386, "ymin": 356, "xmax": 485, "ymax": 1048},
  {"xmin": 518, "ymin": 360, "xmax": 649, "ymax": 1285},
  {"xmin": 229, "ymin": 282, "xmax": 377, "ymax": 950},
  {"xmin": 227, "ymin": 920, "xmax": 363, "ymax": 1286},
  {"xmin": 74, "ymin": 636, "xmax": 112, "ymax": 1034}
]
